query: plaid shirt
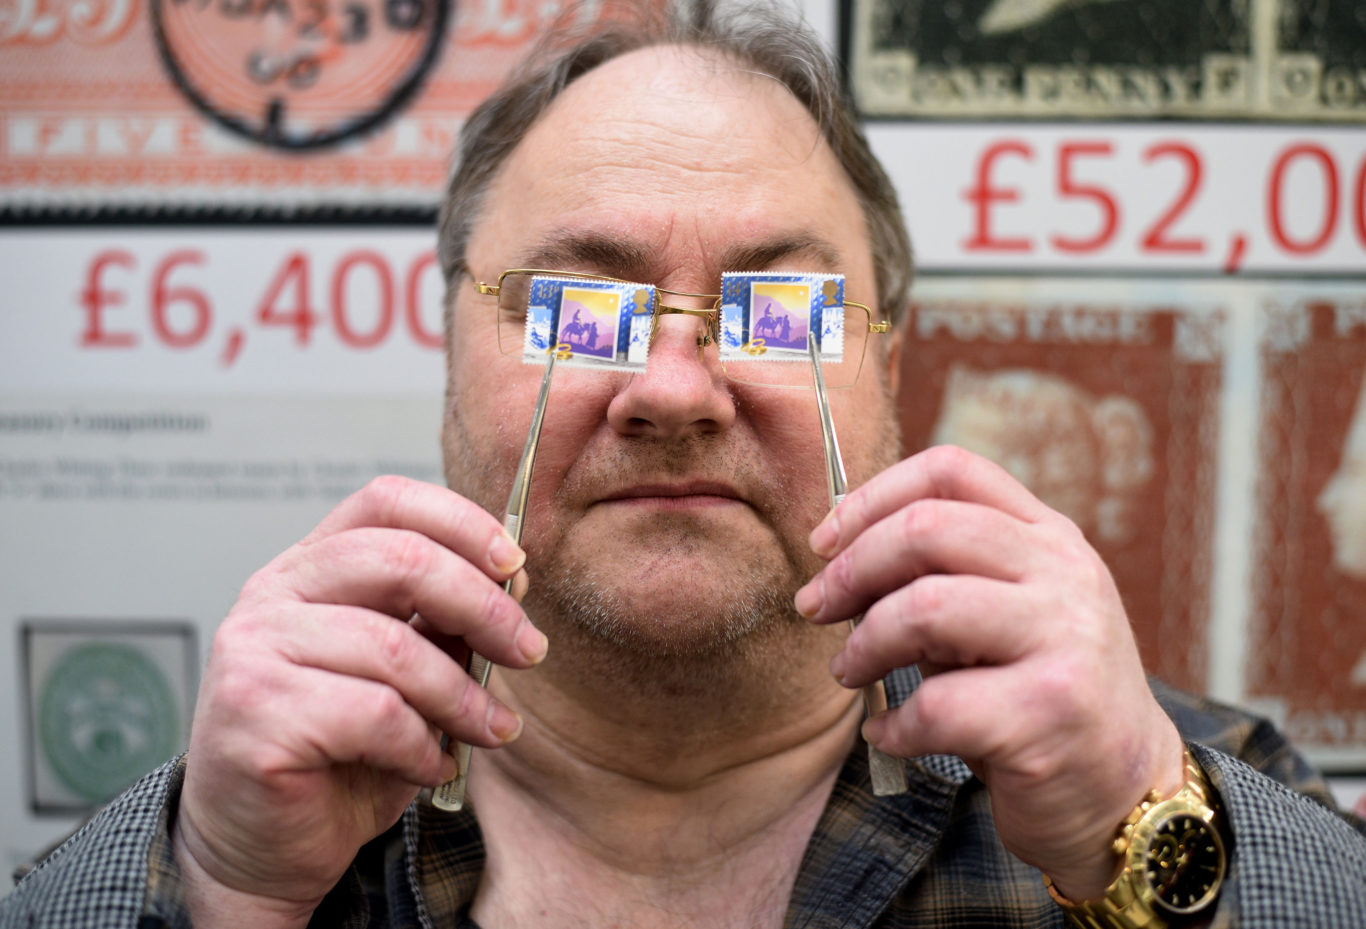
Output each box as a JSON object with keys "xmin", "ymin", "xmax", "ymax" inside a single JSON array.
[{"xmin": 6, "ymin": 673, "xmax": 1366, "ymax": 928}]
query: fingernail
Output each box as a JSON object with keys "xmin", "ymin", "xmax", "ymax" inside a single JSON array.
[
  {"xmin": 509, "ymin": 568, "xmax": 530, "ymax": 603},
  {"xmin": 810, "ymin": 508, "xmax": 839, "ymax": 558},
  {"xmin": 829, "ymin": 651, "xmax": 847, "ymax": 683},
  {"xmin": 795, "ymin": 578, "xmax": 824, "ymax": 619},
  {"xmin": 861, "ymin": 716, "xmax": 886, "ymax": 746},
  {"xmin": 490, "ymin": 530, "xmax": 526, "ymax": 575},
  {"xmin": 515, "ymin": 620, "xmax": 549, "ymax": 664},
  {"xmin": 487, "ymin": 702, "xmax": 523, "ymax": 743},
  {"xmin": 439, "ymin": 752, "xmax": 458, "ymax": 782}
]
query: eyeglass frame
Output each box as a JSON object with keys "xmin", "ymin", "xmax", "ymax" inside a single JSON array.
[{"xmin": 462, "ymin": 266, "xmax": 892, "ymax": 389}]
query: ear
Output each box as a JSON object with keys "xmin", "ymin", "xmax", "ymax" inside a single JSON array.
[{"xmin": 884, "ymin": 326, "xmax": 905, "ymax": 398}]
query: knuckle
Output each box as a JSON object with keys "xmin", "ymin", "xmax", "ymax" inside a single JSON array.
[
  {"xmin": 897, "ymin": 498, "xmax": 942, "ymax": 543},
  {"xmin": 375, "ymin": 616, "xmax": 415, "ymax": 676},
  {"xmin": 1010, "ymin": 745, "xmax": 1065, "ymax": 786},
  {"xmin": 844, "ymin": 484, "xmax": 873, "ymax": 530},
  {"xmin": 905, "ymin": 681, "xmax": 945, "ymax": 737},
  {"xmin": 358, "ymin": 474, "xmax": 413, "ymax": 524},
  {"xmin": 926, "ymin": 442, "xmax": 973, "ymax": 478},
  {"xmin": 413, "ymin": 733, "xmax": 445, "ymax": 780},
  {"xmin": 906, "ymin": 575, "xmax": 947, "ymax": 621},
  {"xmin": 1031, "ymin": 658, "xmax": 1087, "ymax": 723},
  {"xmin": 209, "ymin": 614, "xmax": 268, "ymax": 670},
  {"xmin": 476, "ymin": 582, "xmax": 517, "ymax": 635},
  {"xmin": 843, "ymin": 625, "xmax": 869, "ymax": 667},
  {"xmin": 208, "ymin": 661, "xmax": 272, "ymax": 722},
  {"xmin": 451, "ymin": 672, "xmax": 486, "ymax": 727},
  {"xmin": 238, "ymin": 564, "xmax": 283, "ymax": 604},
  {"xmin": 826, "ymin": 552, "xmax": 855, "ymax": 599},
  {"xmin": 380, "ymin": 530, "xmax": 434, "ymax": 590},
  {"xmin": 367, "ymin": 686, "xmax": 410, "ymax": 731}
]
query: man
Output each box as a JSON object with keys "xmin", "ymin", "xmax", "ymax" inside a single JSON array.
[{"xmin": 5, "ymin": 3, "xmax": 1365, "ymax": 927}]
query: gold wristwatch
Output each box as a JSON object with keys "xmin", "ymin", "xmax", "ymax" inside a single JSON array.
[{"xmin": 1043, "ymin": 750, "xmax": 1228, "ymax": 929}]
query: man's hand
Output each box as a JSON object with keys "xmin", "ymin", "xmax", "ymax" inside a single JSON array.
[
  {"xmin": 173, "ymin": 477, "xmax": 547, "ymax": 927},
  {"xmin": 795, "ymin": 445, "xmax": 1185, "ymax": 901}
]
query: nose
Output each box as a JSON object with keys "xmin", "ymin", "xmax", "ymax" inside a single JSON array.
[{"xmin": 606, "ymin": 311, "xmax": 736, "ymax": 439}]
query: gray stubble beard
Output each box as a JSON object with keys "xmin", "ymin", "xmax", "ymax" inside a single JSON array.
[{"xmin": 440, "ymin": 368, "xmax": 905, "ymax": 696}]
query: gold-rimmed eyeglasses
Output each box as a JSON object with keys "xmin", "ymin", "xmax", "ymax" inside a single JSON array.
[{"xmin": 467, "ymin": 267, "xmax": 890, "ymax": 390}]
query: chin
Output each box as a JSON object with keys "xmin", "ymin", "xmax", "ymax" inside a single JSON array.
[{"xmin": 526, "ymin": 561, "xmax": 805, "ymax": 660}]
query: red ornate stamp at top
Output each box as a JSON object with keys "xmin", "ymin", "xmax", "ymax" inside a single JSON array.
[
  {"xmin": 0, "ymin": 0, "xmax": 632, "ymax": 209},
  {"xmin": 152, "ymin": 0, "xmax": 449, "ymax": 149}
]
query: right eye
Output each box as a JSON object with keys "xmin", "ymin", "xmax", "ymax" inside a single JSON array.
[{"xmin": 498, "ymin": 273, "xmax": 532, "ymax": 317}]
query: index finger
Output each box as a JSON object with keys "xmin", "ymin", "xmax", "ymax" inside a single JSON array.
[
  {"xmin": 812, "ymin": 445, "xmax": 1053, "ymax": 560},
  {"xmin": 304, "ymin": 476, "xmax": 523, "ymax": 580}
]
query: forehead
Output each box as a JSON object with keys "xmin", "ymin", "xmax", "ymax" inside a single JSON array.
[{"xmin": 468, "ymin": 44, "xmax": 872, "ymax": 284}]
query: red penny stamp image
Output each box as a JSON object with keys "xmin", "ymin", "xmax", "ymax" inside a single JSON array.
[
  {"xmin": 1249, "ymin": 296, "xmax": 1366, "ymax": 763},
  {"xmin": 0, "ymin": 1, "xmax": 641, "ymax": 211},
  {"xmin": 151, "ymin": 0, "xmax": 449, "ymax": 148},
  {"xmin": 898, "ymin": 281, "xmax": 1224, "ymax": 693}
]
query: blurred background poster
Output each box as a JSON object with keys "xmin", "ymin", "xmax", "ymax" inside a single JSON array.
[
  {"xmin": 847, "ymin": 0, "xmax": 1366, "ymax": 801},
  {"xmin": 0, "ymin": 0, "xmax": 610, "ymax": 869},
  {"xmin": 2, "ymin": 0, "xmax": 1364, "ymax": 871}
]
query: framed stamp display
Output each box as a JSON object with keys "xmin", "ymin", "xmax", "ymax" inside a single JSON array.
[
  {"xmin": 1249, "ymin": 296, "xmax": 1366, "ymax": 767},
  {"xmin": 21, "ymin": 620, "xmax": 197, "ymax": 812},
  {"xmin": 897, "ymin": 279, "xmax": 1225, "ymax": 693}
]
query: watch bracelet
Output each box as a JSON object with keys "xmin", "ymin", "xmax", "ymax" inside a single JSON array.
[{"xmin": 1043, "ymin": 749, "xmax": 1223, "ymax": 929}]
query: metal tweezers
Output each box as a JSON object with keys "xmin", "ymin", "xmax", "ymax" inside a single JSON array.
[
  {"xmin": 807, "ymin": 333, "xmax": 909, "ymax": 796},
  {"xmin": 432, "ymin": 348, "xmax": 559, "ymax": 811}
]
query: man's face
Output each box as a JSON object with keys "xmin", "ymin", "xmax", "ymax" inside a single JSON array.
[{"xmin": 442, "ymin": 45, "xmax": 901, "ymax": 656}]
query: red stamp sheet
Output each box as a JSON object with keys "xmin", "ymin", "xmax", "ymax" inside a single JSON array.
[
  {"xmin": 0, "ymin": 0, "xmax": 632, "ymax": 211},
  {"xmin": 1250, "ymin": 296, "xmax": 1366, "ymax": 762},
  {"xmin": 897, "ymin": 281, "xmax": 1224, "ymax": 693}
]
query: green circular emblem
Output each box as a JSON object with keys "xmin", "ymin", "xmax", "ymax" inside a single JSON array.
[{"xmin": 38, "ymin": 643, "xmax": 179, "ymax": 802}]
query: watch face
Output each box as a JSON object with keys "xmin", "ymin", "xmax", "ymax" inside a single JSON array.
[
  {"xmin": 152, "ymin": 0, "xmax": 451, "ymax": 150},
  {"xmin": 1142, "ymin": 811, "xmax": 1226, "ymax": 914}
]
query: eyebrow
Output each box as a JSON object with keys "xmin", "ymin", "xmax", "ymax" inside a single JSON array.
[
  {"xmin": 718, "ymin": 235, "xmax": 843, "ymax": 274},
  {"xmin": 517, "ymin": 233, "xmax": 653, "ymax": 281},
  {"xmin": 516, "ymin": 230, "xmax": 845, "ymax": 285}
]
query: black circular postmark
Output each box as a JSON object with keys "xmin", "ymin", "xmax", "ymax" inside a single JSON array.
[{"xmin": 151, "ymin": 0, "xmax": 452, "ymax": 150}]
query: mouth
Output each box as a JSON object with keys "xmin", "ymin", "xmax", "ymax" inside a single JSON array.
[{"xmin": 596, "ymin": 480, "xmax": 748, "ymax": 511}]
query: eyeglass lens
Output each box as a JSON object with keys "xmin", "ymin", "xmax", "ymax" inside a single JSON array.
[{"xmin": 492, "ymin": 271, "xmax": 869, "ymax": 389}]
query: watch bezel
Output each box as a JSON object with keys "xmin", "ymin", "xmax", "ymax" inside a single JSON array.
[{"xmin": 1127, "ymin": 799, "xmax": 1228, "ymax": 917}]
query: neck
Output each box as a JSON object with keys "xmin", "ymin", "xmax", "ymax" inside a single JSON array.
[{"xmin": 467, "ymin": 621, "xmax": 861, "ymax": 929}]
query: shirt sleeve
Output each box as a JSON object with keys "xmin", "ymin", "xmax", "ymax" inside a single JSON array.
[
  {"xmin": 0, "ymin": 756, "xmax": 191, "ymax": 929},
  {"xmin": 1152, "ymin": 680, "xmax": 1366, "ymax": 928},
  {"xmin": 1194, "ymin": 743, "xmax": 1366, "ymax": 929}
]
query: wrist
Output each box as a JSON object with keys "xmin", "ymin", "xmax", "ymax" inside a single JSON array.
[
  {"xmin": 172, "ymin": 820, "xmax": 320, "ymax": 929},
  {"xmin": 1052, "ymin": 726, "xmax": 1191, "ymax": 903},
  {"xmin": 1044, "ymin": 749, "xmax": 1228, "ymax": 929}
]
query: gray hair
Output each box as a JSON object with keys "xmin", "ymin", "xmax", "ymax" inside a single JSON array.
[{"xmin": 436, "ymin": 0, "xmax": 914, "ymax": 331}]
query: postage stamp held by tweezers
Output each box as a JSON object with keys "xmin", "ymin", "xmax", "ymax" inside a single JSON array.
[
  {"xmin": 523, "ymin": 275, "xmax": 654, "ymax": 369},
  {"xmin": 719, "ymin": 273, "xmax": 846, "ymax": 363}
]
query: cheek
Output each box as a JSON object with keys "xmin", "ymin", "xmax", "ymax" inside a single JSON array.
[
  {"xmin": 739, "ymin": 392, "xmax": 825, "ymax": 481},
  {"xmin": 512, "ymin": 374, "xmax": 622, "ymax": 509},
  {"xmin": 442, "ymin": 350, "xmax": 558, "ymax": 496},
  {"xmin": 828, "ymin": 375, "xmax": 904, "ymax": 490}
]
